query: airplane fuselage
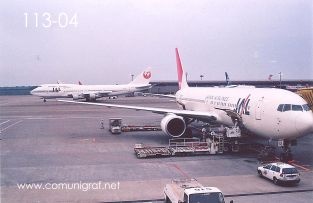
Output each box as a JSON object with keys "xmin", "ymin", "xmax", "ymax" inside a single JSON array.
[
  {"xmin": 31, "ymin": 84, "xmax": 151, "ymax": 100},
  {"xmin": 176, "ymin": 86, "xmax": 313, "ymax": 140}
]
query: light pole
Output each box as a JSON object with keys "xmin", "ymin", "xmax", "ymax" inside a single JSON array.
[
  {"xmin": 131, "ymin": 74, "xmax": 134, "ymax": 81},
  {"xmin": 278, "ymin": 72, "xmax": 282, "ymax": 88}
]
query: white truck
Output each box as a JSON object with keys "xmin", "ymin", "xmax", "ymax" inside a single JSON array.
[{"xmin": 164, "ymin": 179, "xmax": 228, "ymax": 203}]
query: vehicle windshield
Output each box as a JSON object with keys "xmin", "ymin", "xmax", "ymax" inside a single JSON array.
[
  {"xmin": 189, "ymin": 192, "xmax": 225, "ymax": 203},
  {"xmin": 111, "ymin": 120, "xmax": 120, "ymax": 126},
  {"xmin": 282, "ymin": 168, "xmax": 298, "ymax": 174}
]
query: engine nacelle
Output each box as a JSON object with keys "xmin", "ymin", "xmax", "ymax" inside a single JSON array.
[
  {"xmin": 160, "ymin": 114, "xmax": 186, "ymax": 138},
  {"xmin": 89, "ymin": 93, "xmax": 97, "ymax": 100},
  {"xmin": 72, "ymin": 94, "xmax": 84, "ymax": 100}
]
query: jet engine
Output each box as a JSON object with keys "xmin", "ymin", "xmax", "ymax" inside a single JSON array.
[
  {"xmin": 160, "ymin": 114, "xmax": 186, "ymax": 137},
  {"xmin": 89, "ymin": 93, "xmax": 97, "ymax": 101},
  {"xmin": 72, "ymin": 94, "xmax": 85, "ymax": 100}
]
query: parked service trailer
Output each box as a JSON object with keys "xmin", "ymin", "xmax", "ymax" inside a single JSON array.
[
  {"xmin": 134, "ymin": 138, "xmax": 222, "ymax": 158},
  {"xmin": 134, "ymin": 144, "xmax": 171, "ymax": 158}
]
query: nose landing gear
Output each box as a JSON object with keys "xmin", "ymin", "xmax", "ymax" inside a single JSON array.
[{"xmin": 279, "ymin": 139, "xmax": 294, "ymax": 162}]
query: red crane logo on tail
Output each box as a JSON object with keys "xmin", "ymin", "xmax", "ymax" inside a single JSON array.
[{"xmin": 143, "ymin": 71, "xmax": 151, "ymax": 79}]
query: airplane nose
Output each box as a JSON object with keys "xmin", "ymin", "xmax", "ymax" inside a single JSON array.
[
  {"xmin": 296, "ymin": 113, "xmax": 313, "ymax": 136},
  {"xmin": 30, "ymin": 88, "xmax": 38, "ymax": 95}
]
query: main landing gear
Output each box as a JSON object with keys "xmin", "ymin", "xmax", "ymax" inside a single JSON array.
[
  {"xmin": 279, "ymin": 139, "xmax": 294, "ymax": 162},
  {"xmin": 257, "ymin": 145, "xmax": 276, "ymax": 161},
  {"xmin": 257, "ymin": 139, "xmax": 295, "ymax": 162}
]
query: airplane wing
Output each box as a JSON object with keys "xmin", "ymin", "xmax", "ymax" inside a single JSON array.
[
  {"xmin": 82, "ymin": 91, "xmax": 112, "ymax": 97},
  {"xmin": 145, "ymin": 93, "xmax": 176, "ymax": 99},
  {"xmin": 58, "ymin": 100, "xmax": 218, "ymax": 122}
]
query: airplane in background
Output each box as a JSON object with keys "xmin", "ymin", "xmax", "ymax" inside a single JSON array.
[
  {"xmin": 225, "ymin": 72, "xmax": 231, "ymax": 86},
  {"xmin": 59, "ymin": 49, "xmax": 313, "ymax": 160},
  {"xmin": 31, "ymin": 67, "xmax": 152, "ymax": 102}
]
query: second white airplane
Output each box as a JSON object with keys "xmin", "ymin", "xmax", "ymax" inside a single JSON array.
[{"xmin": 31, "ymin": 68, "xmax": 152, "ymax": 102}]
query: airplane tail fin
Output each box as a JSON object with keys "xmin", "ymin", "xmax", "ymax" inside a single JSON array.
[
  {"xmin": 129, "ymin": 67, "xmax": 152, "ymax": 85},
  {"xmin": 225, "ymin": 72, "xmax": 230, "ymax": 85},
  {"xmin": 176, "ymin": 48, "xmax": 189, "ymax": 90}
]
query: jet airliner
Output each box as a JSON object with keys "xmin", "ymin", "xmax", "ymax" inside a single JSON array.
[
  {"xmin": 59, "ymin": 49, "xmax": 313, "ymax": 159},
  {"xmin": 31, "ymin": 68, "xmax": 152, "ymax": 102}
]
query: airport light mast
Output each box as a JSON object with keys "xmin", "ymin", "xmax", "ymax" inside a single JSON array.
[{"xmin": 279, "ymin": 72, "xmax": 282, "ymax": 88}]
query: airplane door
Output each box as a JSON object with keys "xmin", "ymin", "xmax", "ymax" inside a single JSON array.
[{"xmin": 255, "ymin": 98, "xmax": 264, "ymax": 120}]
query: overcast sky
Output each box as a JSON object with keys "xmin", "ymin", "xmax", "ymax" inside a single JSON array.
[{"xmin": 0, "ymin": 0, "xmax": 312, "ymax": 86}]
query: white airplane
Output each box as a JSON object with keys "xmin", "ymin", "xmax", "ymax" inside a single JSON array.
[
  {"xmin": 31, "ymin": 68, "xmax": 152, "ymax": 102},
  {"xmin": 59, "ymin": 49, "xmax": 313, "ymax": 159}
]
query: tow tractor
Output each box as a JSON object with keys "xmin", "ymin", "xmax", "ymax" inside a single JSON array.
[
  {"xmin": 109, "ymin": 118, "xmax": 122, "ymax": 134},
  {"xmin": 164, "ymin": 179, "xmax": 230, "ymax": 203}
]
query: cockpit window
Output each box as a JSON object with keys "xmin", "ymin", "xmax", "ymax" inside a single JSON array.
[
  {"xmin": 292, "ymin": 105, "xmax": 303, "ymax": 111},
  {"xmin": 278, "ymin": 104, "xmax": 310, "ymax": 112},
  {"xmin": 277, "ymin": 104, "xmax": 284, "ymax": 112},
  {"xmin": 283, "ymin": 104, "xmax": 291, "ymax": 111},
  {"xmin": 302, "ymin": 104, "xmax": 310, "ymax": 111}
]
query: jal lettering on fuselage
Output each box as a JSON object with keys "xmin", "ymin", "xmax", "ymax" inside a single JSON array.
[{"xmin": 205, "ymin": 94, "xmax": 251, "ymax": 115}]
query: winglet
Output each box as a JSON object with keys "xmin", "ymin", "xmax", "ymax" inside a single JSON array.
[{"xmin": 176, "ymin": 48, "xmax": 189, "ymax": 89}]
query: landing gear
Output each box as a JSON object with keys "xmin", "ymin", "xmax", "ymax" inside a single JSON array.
[
  {"xmin": 43, "ymin": 98, "xmax": 46, "ymax": 102},
  {"xmin": 257, "ymin": 145, "xmax": 276, "ymax": 161},
  {"xmin": 280, "ymin": 140, "xmax": 293, "ymax": 162},
  {"xmin": 182, "ymin": 127, "xmax": 193, "ymax": 138}
]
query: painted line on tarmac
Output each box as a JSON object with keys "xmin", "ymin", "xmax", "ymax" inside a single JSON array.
[
  {"xmin": 101, "ymin": 199, "xmax": 164, "ymax": 203},
  {"xmin": 0, "ymin": 120, "xmax": 23, "ymax": 133},
  {"xmin": 288, "ymin": 161, "xmax": 311, "ymax": 172},
  {"xmin": 166, "ymin": 163, "xmax": 191, "ymax": 179},
  {"xmin": 0, "ymin": 120, "xmax": 10, "ymax": 125}
]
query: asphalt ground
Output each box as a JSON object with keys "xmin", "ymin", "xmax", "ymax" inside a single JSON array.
[{"xmin": 1, "ymin": 95, "xmax": 312, "ymax": 203}]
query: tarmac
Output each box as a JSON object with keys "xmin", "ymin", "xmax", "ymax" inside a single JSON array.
[{"xmin": 1, "ymin": 95, "xmax": 312, "ymax": 203}]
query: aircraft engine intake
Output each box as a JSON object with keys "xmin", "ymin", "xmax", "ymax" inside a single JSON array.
[
  {"xmin": 72, "ymin": 94, "xmax": 84, "ymax": 100},
  {"xmin": 161, "ymin": 114, "xmax": 186, "ymax": 137},
  {"xmin": 89, "ymin": 93, "xmax": 97, "ymax": 100}
]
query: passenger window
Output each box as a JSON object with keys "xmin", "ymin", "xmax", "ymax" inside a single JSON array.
[
  {"xmin": 302, "ymin": 104, "xmax": 310, "ymax": 111},
  {"xmin": 292, "ymin": 105, "xmax": 303, "ymax": 111},
  {"xmin": 277, "ymin": 104, "xmax": 284, "ymax": 112},
  {"xmin": 276, "ymin": 167, "xmax": 280, "ymax": 172},
  {"xmin": 283, "ymin": 104, "xmax": 291, "ymax": 111}
]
